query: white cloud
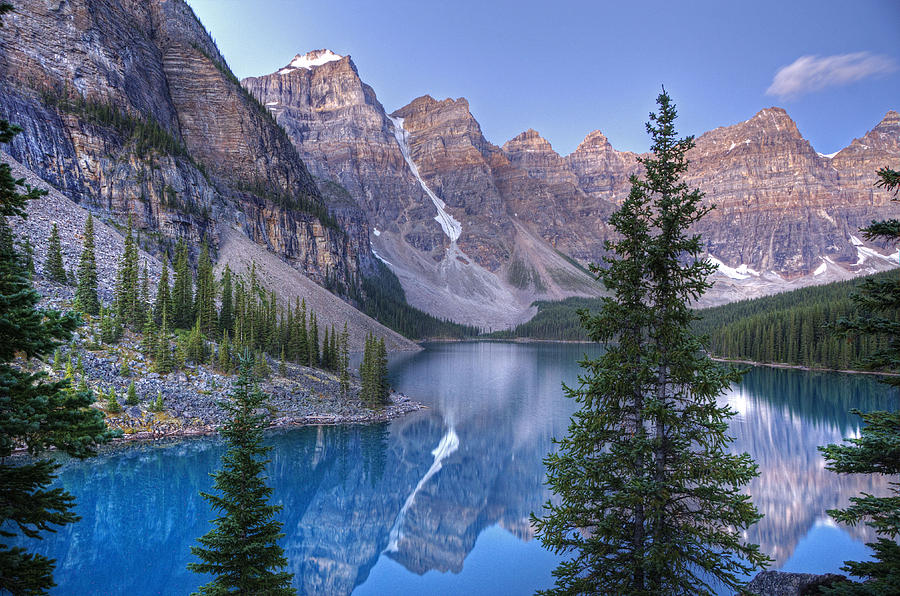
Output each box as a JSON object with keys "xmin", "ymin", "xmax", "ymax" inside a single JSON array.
[{"xmin": 766, "ymin": 52, "xmax": 897, "ymax": 100}]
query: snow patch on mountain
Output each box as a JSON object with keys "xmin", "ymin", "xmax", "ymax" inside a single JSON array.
[
  {"xmin": 707, "ymin": 255, "xmax": 760, "ymax": 280},
  {"xmin": 277, "ymin": 49, "xmax": 343, "ymax": 74},
  {"xmin": 389, "ymin": 116, "xmax": 462, "ymax": 242}
]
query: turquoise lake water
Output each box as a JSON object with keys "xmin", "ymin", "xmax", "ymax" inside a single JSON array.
[{"xmin": 11, "ymin": 341, "xmax": 896, "ymax": 594}]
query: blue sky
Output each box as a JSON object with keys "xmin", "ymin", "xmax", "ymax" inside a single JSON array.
[{"xmin": 186, "ymin": 0, "xmax": 900, "ymax": 156}]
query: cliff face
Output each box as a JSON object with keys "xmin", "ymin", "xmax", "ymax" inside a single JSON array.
[
  {"xmin": 245, "ymin": 48, "xmax": 898, "ymax": 327},
  {"xmin": 244, "ymin": 54, "xmax": 600, "ymax": 329},
  {"xmin": 0, "ymin": 0, "xmax": 367, "ymax": 289},
  {"xmin": 501, "ymin": 107, "xmax": 900, "ymax": 284}
]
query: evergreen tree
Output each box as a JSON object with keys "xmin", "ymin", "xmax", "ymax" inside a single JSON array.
[
  {"xmin": 19, "ymin": 234, "xmax": 34, "ymax": 278},
  {"xmin": 0, "ymin": 271, "xmax": 114, "ymax": 596},
  {"xmin": 217, "ymin": 331, "xmax": 233, "ymax": 374},
  {"xmin": 106, "ymin": 388, "xmax": 121, "ymax": 413},
  {"xmin": 322, "ymin": 325, "xmax": 331, "ymax": 370},
  {"xmin": 141, "ymin": 317, "xmax": 159, "ymax": 359},
  {"xmin": 185, "ymin": 318, "xmax": 207, "ymax": 364},
  {"xmin": 291, "ymin": 298, "xmax": 308, "ymax": 366},
  {"xmin": 339, "ymin": 323, "xmax": 350, "ymax": 399},
  {"xmin": 308, "ymin": 312, "xmax": 319, "ymax": 368},
  {"xmin": 45, "ymin": 222, "xmax": 68, "ymax": 284},
  {"xmin": 137, "ymin": 264, "xmax": 150, "ymax": 329},
  {"xmin": 532, "ymin": 90, "xmax": 768, "ymax": 595},
  {"xmin": 375, "ymin": 337, "xmax": 389, "ymax": 403},
  {"xmin": 74, "ymin": 213, "xmax": 100, "ymax": 315},
  {"xmin": 219, "ymin": 265, "xmax": 233, "ymax": 337},
  {"xmin": 195, "ymin": 241, "xmax": 217, "ymax": 338},
  {"xmin": 114, "ymin": 218, "xmax": 140, "ymax": 329},
  {"xmin": 818, "ymin": 163, "xmax": 900, "ymax": 594},
  {"xmin": 172, "ymin": 239, "xmax": 194, "ymax": 329},
  {"xmin": 126, "ymin": 381, "xmax": 138, "ymax": 406},
  {"xmin": 154, "ymin": 264, "xmax": 173, "ymax": 325},
  {"xmin": 188, "ymin": 358, "xmax": 295, "ymax": 595},
  {"xmin": 154, "ymin": 317, "xmax": 175, "ymax": 375}
]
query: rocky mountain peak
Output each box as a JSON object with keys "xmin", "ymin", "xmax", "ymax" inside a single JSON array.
[
  {"xmin": 573, "ymin": 130, "xmax": 613, "ymax": 154},
  {"xmin": 277, "ymin": 49, "xmax": 345, "ymax": 75},
  {"xmin": 502, "ymin": 129, "xmax": 554, "ymax": 153},
  {"xmin": 744, "ymin": 107, "xmax": 803, "ymax": 138}
]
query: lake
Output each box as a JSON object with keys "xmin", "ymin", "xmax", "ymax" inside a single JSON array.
[{"xmin": 12, "ymin": 341, "xmax": 897, "ymax": 594}]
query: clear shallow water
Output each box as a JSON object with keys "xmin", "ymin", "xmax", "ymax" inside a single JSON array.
[{"xmin": 10, "ymin": 341, "xmax": 897, "ymax": 595}]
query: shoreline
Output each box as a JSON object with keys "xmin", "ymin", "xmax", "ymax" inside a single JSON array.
[
  {"xmin": 16, "ymin": 394, "xmax": 427, "ymax": 454},
  {"xmin": 710, "ymin": 356, "xmax": 900, "ymax": 378}
]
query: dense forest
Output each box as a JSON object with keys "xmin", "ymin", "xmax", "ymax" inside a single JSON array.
[
  {"xmin": 695, "ymin": 270, "xmax": 897, "ymax": 371},
  {"xmin": 484, "ymin": 270, "xmax": 900, "ymax": 373},
  {"xmin": 485, "ymin": 297, "xmax": 600, "ymax": 341}
]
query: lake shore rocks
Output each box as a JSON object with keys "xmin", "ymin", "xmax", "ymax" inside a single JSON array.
[
  {"xmin": 22, "ymin": 279, "xmax": 426, "ymax": 448},
  {"xmin": 741, "ymin": 570, "xmax": 850, "ymax": 595}
]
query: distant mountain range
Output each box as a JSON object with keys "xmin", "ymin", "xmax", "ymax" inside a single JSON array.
[
  {"xmin": 244, "ymin": 49, "xmax": 900, "ymax": 324},
  {"xmin": 1, "ymin": 0, "xmax": 897, "ymax": 332}
]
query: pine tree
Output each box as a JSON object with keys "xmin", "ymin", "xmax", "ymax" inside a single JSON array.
[
  {"xmin": 532, "ymin": 90, "xmax": 768, "ymax": 595},
  {"xmin": 195, "ymin": 241, "xmax": 217, "ymax": 338},
  {"xmin": 819, "ymin": 163, "xmax": 900, "ymax": 594},
  {"xmin": 218, "ymin": 331, "xmax": 233, "ymax": 374},
  {"xmin": 45, "ymin": 222, "xmax": 68, "ymax": 284},
  {"xmin": 74, "ymin": 213, "xmax": 100, "ymax": 315},
  {"xmin": 322, "ymin": 326, "xmax": 331, "ymax": 370},
  {"xmin": 188, "ymin": 358, "xmax": 295, "ymax": 595},
  {"xmin": 185, "ymin": 318, "xmax": 206, "ymax": 364},
  {"xmin": 141, "ymin": 317, "xmax": 159, "ymax": 358},
  {"xmin": 154, "ymin": 264, "xmax": 173, "ymax": 325},
  {"xmin": 137, "ymin": 264, "xmax": 150, "ymax": 329},
  {"xmin": 114, "ymin": 218, "xmax": 140, "ymax": 329},
  {"xmin": 219, "ymin": 264, "xmax": 233, "ymax": 337},
  {"xmin": 291, "ymin": 298, "xmax": 307, "ymax": 366},
  {"xmin": 154, "ymin": 317, "xmax": 175, "ymax": 374},
  {"xmin": 310, "ymin": 312, "xmax": 319, "ymax": 368},
  {"xmin": 339, "ymin": 322, "xmax": 350, "ymax": 398},
  {"xmin": 126, "ymin": 380, "xmax": 138, "ymax": 406},
  {"xmin": 172, "ymin": 239, "xmax": 194, "ymax": 329},
  {"xmin": 19, "ymin": 234, "xmax": 34, "ymax": 278},
  {"xmin": 106, "ymin": 388, "xmax": 121, "ymax": 413}
]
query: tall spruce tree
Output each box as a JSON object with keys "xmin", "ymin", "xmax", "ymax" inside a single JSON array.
[
  {"xmin": 195, "ymin": 241, "xmax": 217, "ymax": 338},
  {"xmin": 154, "ymin": 263, "xmax": 172, "ymax": 325},
  {"xmin": 0, "ymin": 87, "xmax": 115, "ymax": 593},
  {"xmin": 45, "ymin": 222, "xmax": 68, "ymax": 284},
  {"xmin": 188, "ymin": 357, "xmax": 296, "ymax": 595},
  {"xmin": 532, "ymin": 90, "xmax": 768, "ymax": 595},
  {"xmin": 114, "ymin": 218, "xmax": 140, "ymax": 329},
  {"xmin": 74, "ymin": 213, "xmax": 99, "ymax": 315},
  {"xmin": 218, "ymin": 264, "xmax": 233, "ymax": 337},
  {"xmin": 339, "ymin": 322, "xmax": 350, "ymax": 398},
  {"xmin": 172, "ymin": 239, "xmax": 194, "ymax": 329},
  {"xmin": 819, "ymin": 163, "xmax": 900, "ymax": 594}
]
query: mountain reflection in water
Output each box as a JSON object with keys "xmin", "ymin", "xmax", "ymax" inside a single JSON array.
[{"xmin": 13, "ymin": 342, "xmax": 896, "ymax": 595}]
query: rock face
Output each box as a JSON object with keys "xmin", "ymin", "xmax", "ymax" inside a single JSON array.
[
  {"xmin": 245, "ymin": 48, "xmax": 898, "ymax": 326},
  {"xmin": 503, "ymin": 107, "xmax": 900, "ymax": 284},
  {"xmin": 0, "ymin": 0, "xmax": 369, "ymax": 292},
  {"xmin": 243, "ymin": 54, "xmax": 601, "ymax": 329}
]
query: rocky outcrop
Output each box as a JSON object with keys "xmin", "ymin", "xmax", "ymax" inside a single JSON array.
[
  {"xmin": 742, "ymin": 571, "xmax": 849, "ymax": 595},
  {"xmin": 0, "ymin": 0, "xmax": 368, "ymax": 293}
]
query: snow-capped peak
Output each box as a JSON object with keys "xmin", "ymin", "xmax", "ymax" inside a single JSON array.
[{"xmin": 277, "ymin": 49, "xmax": 343, "ymax": 75}]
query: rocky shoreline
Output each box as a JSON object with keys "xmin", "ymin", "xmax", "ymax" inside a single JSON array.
[
  {"xmin": 19, "ymin": 281, "xmax": 427, "ymax": 450},
  {"xmin": 710, "ymin": 356, "xmax": 900, "ymax": 378}
]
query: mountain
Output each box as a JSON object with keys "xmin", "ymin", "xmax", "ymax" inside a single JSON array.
[
  {"xmin": 243, "ymin": 54, "xmax": 601, "ymax": 330},
  {"xmin": 0, "ymin": 0, "xmax": 377, "ymax": 317},
  {"xmin": 245, "ymin": 50, "xmax": 899, "ymax": 325}
]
